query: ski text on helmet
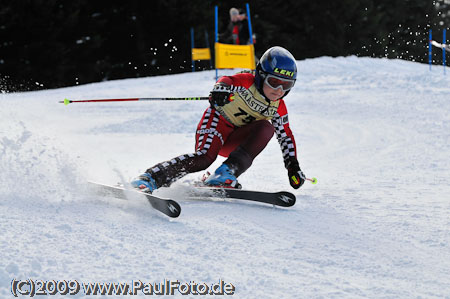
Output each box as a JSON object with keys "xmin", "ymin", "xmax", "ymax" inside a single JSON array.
[{"xmin": 274, "ymin": 68, "xmax": 294, "ymax": 78}]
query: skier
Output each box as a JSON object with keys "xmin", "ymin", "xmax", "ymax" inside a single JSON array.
[{"xmin": 131, "ymin": 46, "xmax": 306, "ymax": 192}]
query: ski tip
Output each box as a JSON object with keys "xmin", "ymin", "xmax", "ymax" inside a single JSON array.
[
  {"xmin": 278, "ymin": 192, "xmax": 296, "ymax": 207},
  {"xmin": 167, "ymin": 200, "xmax": 181, "ymax": 217}
]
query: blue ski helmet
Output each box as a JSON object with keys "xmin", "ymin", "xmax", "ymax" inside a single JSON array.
[{"xmin": 255, "ymin": 46, "xmax": 297, "ymax": 96}]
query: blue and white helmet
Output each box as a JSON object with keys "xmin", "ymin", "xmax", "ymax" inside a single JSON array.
[{"xmin": 255, "ymin": 46, "xmax": 297, "ymax": 95}]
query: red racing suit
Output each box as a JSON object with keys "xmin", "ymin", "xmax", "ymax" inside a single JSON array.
[{"xmin": 145, "ymin": 72, "xmax": 298, "ymax": 188}]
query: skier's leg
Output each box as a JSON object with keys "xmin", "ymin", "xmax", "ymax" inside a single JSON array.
[
  {"xmin": 204, "ymin": 120, "xmax": 274, "ymax": 186},
  {"xmin": 220, "ymin": 120, "xmax": 275, "ymax": 176},
  {"xmin": 132, "ymin": 108, "xmax": 234, "ymax": 190}
]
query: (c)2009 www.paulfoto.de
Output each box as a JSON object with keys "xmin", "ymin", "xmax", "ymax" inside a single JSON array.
[{"xmin": 11, "ymin": 278, "xmax": 236, "ymax": 296}]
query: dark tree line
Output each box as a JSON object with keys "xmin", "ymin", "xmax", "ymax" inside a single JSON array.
[{"xmin": 0, "ymin": 0, "xmax": 449, "ymax": 91}]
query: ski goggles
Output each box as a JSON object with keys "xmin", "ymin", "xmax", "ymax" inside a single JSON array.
[{"xmin": 264, "ymin": 74, "xmax": 296, "ymax": 92}]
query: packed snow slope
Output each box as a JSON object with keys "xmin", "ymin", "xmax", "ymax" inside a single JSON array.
[{"xmin": 1, "ymin": 56, "xmax": 450, "ymax": 298}]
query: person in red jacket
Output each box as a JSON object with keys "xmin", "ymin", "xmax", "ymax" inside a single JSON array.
[
  {"xmin": 131, "ymin": 46, "xmax": 305, "ymax": 192},
  {"xmin": 220, "ymin": 7, "xmax": 251, "ymax": 45}
]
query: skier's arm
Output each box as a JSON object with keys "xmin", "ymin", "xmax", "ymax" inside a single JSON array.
[{"xmin": 272, "ymin": 100, "xmax": 305, "ymax": 189}]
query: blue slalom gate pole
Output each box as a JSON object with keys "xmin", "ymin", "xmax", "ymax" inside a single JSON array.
[
  {"xmin": 429, "ymin": 30, "xmax": 432, "ymax": 71},
  {"xmin": 443, "ymin": 29, "xmax": 447, "ymax": 75},
  {"xmin": 246, "ymin": 3, "xmax": 254, "ymax": 45}
]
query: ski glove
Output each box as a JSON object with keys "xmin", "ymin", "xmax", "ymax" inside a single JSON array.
[
  {"xmin": 209, "ymin": 82, "xmax": 232, "ymax": 108},
  {"xmin": 286, "ymin": 158, "xmax": 305, "ymax": 189}
]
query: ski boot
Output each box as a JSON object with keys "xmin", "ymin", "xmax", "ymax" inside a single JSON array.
[
  {"xmin": 203, "ymin": 164, "xmax": 241, "ymax": 189},
  {"xmin": 131, "ymin": 173, "xmax": 158, "ymax": 193}
]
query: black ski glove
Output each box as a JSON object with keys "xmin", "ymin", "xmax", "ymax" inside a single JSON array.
[
  {"xmin": 286, "ymin": 158, "xmax": 305, "ymax": 189},
  {"xmin": 209, "ymin": 82, "xmax": 232, "ymax": 108}
]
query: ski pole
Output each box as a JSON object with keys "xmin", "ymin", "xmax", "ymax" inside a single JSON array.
[
  {"xmin": 59, "ymin": 97, "xmax": 209, "ymax": 105},
  {"xmin": 299, "ymin": 173, "xmax": 318, "ymax": 184},
  {"xmin": 305, "ymin": 177, "xmax": 318, "ymax": 184}
]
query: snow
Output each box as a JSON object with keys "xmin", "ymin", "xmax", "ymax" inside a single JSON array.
[{"xmin": 1, "ymin": 56, "xmax": 450, "ymax": 298}]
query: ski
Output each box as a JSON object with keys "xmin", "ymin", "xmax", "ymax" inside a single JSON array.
[
  {"xmin": 88, "ymin": 182, "xmax": 181, "ymax": 218},
  {"xmin": 188, "ymin": 186, "xmax": 296, "ymax": 207}
]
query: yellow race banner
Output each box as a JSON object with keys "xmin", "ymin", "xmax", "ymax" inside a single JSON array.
[
  {"xmin": 192, "ymin": 48, "xmax": 211, "ymax": 61},
  {"xmin": 215, "ymin": 43, "xmax": 255, "ymax": 69}
]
